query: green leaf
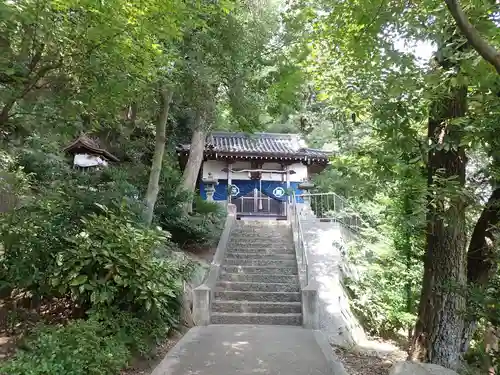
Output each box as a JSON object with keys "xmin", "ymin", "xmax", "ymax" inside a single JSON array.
[
  {"xmin": 113, "ymin": 275, "xmax": 123, "ymax": 285},
  {"xmin": 70, "ymin": 275, "xmax": 88, "ymax": 286}
]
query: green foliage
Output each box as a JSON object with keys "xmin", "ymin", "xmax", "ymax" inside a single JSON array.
[
  {"xmin": 52, "ymin": 206, "xmax": 192, "ymax": 324},
  {"xmin": 0, "ymin": 172, "xmax": 138, "ymax": 291},
  {"xmin": 150, "ymin": 166, "xmax": 226, "ymax": 246},
  {"xmin": 344, "ymin": 240, "xmax": 422, "ymax": 336},
  {"xmin": 15, "ymin": 136, "xmax": 72, "ymax": 184},
  {"xmin": 158, "ymin": 196, "xmax": 226, "ymax": 246},
  {"xmin": 0, "ymin": 149, "xmax": 31, "ymax": 216},
  {"xmin": 1, "ymin": 194, "xmax": 192, "ymax": 322},
  {"xmin": 90, "ymin": 307, "xmax": 170, "ymax": 358},
  {"xmin": 0, "ymin": 319, "xmax": 129, "ymax": 375},
  {"xmin": 1, "ymin": 187, "xmax": 80, "ymax": 293},
  {"xmin": 0, "ymin": 156, "xmax": 194, "ymax": 373}
]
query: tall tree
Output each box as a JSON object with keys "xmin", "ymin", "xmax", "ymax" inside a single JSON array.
[
  {"xmin": 411, "ymin": 56, "xmax": 468, "ymax": 367},
  {"xmin": 177, "ymin": 0, "xmax": 282, "ymax": 209},
  {"xmin": 143, "ymin": 84, "xmax": 173, "ymax": 225},
  {"xmin": 295, "ymin": 0, "xmax": 499, "ymax": 366}
]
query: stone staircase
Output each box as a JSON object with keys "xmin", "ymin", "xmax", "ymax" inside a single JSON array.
[{"xmin": 211, "ymin": 220, "xmax": 302, "ymax": 326}]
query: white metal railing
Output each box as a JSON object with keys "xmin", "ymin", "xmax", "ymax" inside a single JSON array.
[
  {"xmin": 297, "ymin": 192, "xmax": 367, "ymax": 233},
  {"xmin": 291, "ymin": 192, "xmax": 309, "ymax": 283},
  {"xmin": 290, "ymin": 190, "xmax": 374, "ymax": 283}
]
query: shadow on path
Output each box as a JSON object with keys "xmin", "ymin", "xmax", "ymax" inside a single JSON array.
[{"xmin": 150, "ymin": 325, "xmax": 337, "ymax": 375}]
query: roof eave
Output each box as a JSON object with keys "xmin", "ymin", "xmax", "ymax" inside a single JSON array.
[{"xmin": 64, "ymin": 140, "xmax": 120, "ymax": 162}]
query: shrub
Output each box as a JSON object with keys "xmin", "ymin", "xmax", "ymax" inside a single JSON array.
[
  {"xmin": 51, "ymin": 206, "xmax": 193, "ymax": 325},
  {"xmin": 0, "ymin": 180, "xmax": 193, "ymax": 326},
  {"xmin": 0, "ymin": 187, "xmax": 79, "ymax": 294},
  {"xmin": 0, "ymin": 319, "xmax": 129, "ymax": 375},
  {"xmin": 343, "ymin": 241, "xmax": 422, "ymax": 336},
  {"xmin": 15, "ymin": 136, "xmax": 72, "ymax": 185},
  {"xmin": 163, "ymin": 213, "xmax": 225, "ymax": 246},
  {"xmin": 161, "ymin": 211, "xmax": 226, "ymax": 246},
  {"xmin": 0, "ymin": 167, "xmax": 146, "ymax": 293},
  {"xmin": 90, "ymin": 307, "xmax": 169, "ymax": 357}
]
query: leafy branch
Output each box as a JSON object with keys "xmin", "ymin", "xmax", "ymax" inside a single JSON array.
[{"xmin": 444, "ymin": 0, "xmax": 500, "ymax": 74}]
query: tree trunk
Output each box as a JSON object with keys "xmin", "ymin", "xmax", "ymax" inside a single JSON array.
[
  {"xmin": 0, "ymin": 99, "xmax": 16, "ymax": 126},
  {"xmin": 179, "ymin": 115, "xmax": 206, "ymax": 214},
  {"xmin": 467, "ymin": 186, "xmax": 500, "ymax": 284},
  {"xmin": 143, "ymin": 85, "xmax": 173, "ymax": 226},
  {"xmin": 460, "ymin": 185, "xmax": 500, "ymax": 352},
  {"xmin": 410, "ymin": 84, "xmax": 468, "ymax": 369}
]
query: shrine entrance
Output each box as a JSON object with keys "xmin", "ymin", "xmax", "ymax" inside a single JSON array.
[{"xmin": 232, "ymin": 188, "xmax": 287, "ymax": 219}]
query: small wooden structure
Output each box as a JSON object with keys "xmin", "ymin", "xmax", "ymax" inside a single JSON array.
[{"xmin": 63, "ymin": 135, "xmax": 119, "ymax": 169}]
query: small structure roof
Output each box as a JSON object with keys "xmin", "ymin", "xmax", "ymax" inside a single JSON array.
[
  {"xmin": 63, "ymin": 134, "xmax": 119, "ymax": 162},
  {"xmin": 177, "ymin": 132, "xmax": 331, "ymax": 163}
]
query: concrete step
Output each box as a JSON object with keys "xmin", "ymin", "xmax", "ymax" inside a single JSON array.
[
  {"xmin": 212, "ymin": 300, "xmax": 302, "ymax": 314},
  {"xmin": 222, "ymin": 265, "xmax": 298, "ymax": 275},
  {"xmin": 230, "ymin": 234, "xmax": 289, "ymax": 239},
  {"xmin": 214, "ymin": 290, "xmax": 301, "ymax": 302},
  {"xmin": 223, "ymin": 258, "xmax": 297, "ymax": 267},
  {"xmin": 219, "ymin": 273, "xmax": 299, "ymax": 284},
  {"xmin": 226, "ymin": 246, "xmax": 295, "ymax": 254},
  {"xmin": 231, "ymin": 233, "xmax": 291, "ymax": 239},
  {"xmin": 235, "ymin": 221, "xmax": 289, "ymax": 227},
  {"xmin": 216, "ymin": 281, "xmax": 300, "ymax": 293},
  {"xmin": 230, "ymin": 239, "xmax": 292, "ymax": 246},
  {"xmin": 225, "ymin": 252, "xmax": 295, "ymax": 260},
  {"xmin": 211, "ymin": 312, "xmax": 302, "ymax": 326}
]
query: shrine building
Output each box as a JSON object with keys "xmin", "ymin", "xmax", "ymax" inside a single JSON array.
[{"xmin": 177, "ymin": 132, "xmax": 330, "ymax": 219}]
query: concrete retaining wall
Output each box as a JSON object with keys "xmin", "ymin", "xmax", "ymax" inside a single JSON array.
[
  {"xmin": 192, "ymin": 204, "xmax": 237, "ymax": 325},
  {"xmin": 295, "ymin": 209, "xmax": 367, "ymax": 347}
]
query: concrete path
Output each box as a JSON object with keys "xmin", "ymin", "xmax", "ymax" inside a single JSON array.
[{"xmin": 151, "ymin": 325, "xmax": 345, "ymax": 375}]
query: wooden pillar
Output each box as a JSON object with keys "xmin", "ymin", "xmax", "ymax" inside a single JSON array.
[
  {"xmin": 285, "ymin": 164, "xmax": 291, "ymax": 203},
  {"xmin": 227, "ymin": 160, "xmax": 232, "ymax": 203}
]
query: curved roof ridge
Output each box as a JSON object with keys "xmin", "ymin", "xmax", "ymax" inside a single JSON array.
[{"xmin": 177, "ymin": 131, "xmax": 330, "ymax": 163}]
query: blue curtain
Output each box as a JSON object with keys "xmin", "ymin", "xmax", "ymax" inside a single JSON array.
[
  {"xmin": 230, "ymin": 180, "xmax": 257, "ymax": 199},
  {"xmin": 200, "ymin": 179, "xmax": 306, "ymax": 203},
  {"xmin": 260, "ymin": 181, "xmax": 287, "ymax": 202}
]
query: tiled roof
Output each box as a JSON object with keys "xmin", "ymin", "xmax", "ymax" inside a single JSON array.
[
  {"xmin": 208, "ymin": 132, "xmax": 302, "ymax": 155},
  {"xmin": 63, "ymin": 134, "xmax": 119, "ymax": 162},
  {"xmin": 178, "ymin": 132, "xmax": 331, "ymax": 162}
]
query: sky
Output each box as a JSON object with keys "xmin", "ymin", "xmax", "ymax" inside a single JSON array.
[{"xmin": 393, "ymin": 38, "xmax": 437, "ymax": 66}]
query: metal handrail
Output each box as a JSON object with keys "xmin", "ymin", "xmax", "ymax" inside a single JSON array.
[
  {"xmin": 291, "ymin": 192, "xmax": 309, "ymax": 283},
  {"xmin": 291, "ymin": 190, "xmax": 373, "ymax": 284},
  {"xmin": 296, "ymin": 191, "xmax": 371, "ymax": 234}
]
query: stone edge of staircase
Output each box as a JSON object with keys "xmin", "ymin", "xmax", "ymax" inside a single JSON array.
[
  {"xmin": 192, "ymin": 204, "xmax": 237, "ymax": 326},
  {"xmin": 313, "ymin": 330, "xmax": 349, "ymax": 375}
]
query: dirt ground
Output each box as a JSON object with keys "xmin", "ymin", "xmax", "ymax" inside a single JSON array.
[
  {"xmin": 333, "ymin": 341, "xmax": 408, "ymax": 375},
  {"xmin": 0, "ymin": 294, "xmax": 81, "ymax": 361}
]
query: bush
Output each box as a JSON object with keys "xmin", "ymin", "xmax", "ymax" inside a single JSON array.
[
  {"xmin": 51, "ymin": 206, "xmax": 192, "ymax": 325},
  {"xmin": 90, "ymin": 307, "xmax": 169, "ymax": 357},
  {"xmin": 156, "ymin": 194, "xmax": 226, "ymax": 246},
  {"xmin": 15, "ymin": 135, "xmax": 72, "ymax": 185},
  {"xmin": 0, "ymin": 178, "xmax": 193, "ymax": 325},
  {"xmin": 0, "ymin": 319, "xmax": 129, "ymax": 375},
  {"xmin": 161, "ymin": 212, "xmax": 225, "ymax": 246},
  {"xmin": 0, "ymin": 163, "xmax": 149, "ymax": 290},
  {"xmin": 0, "ymin": 187, "xmax": 80, "ymax": 294},
  {"xmin": 343, "ymin": 241, "xmax": 422, "ymax": 336}
]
